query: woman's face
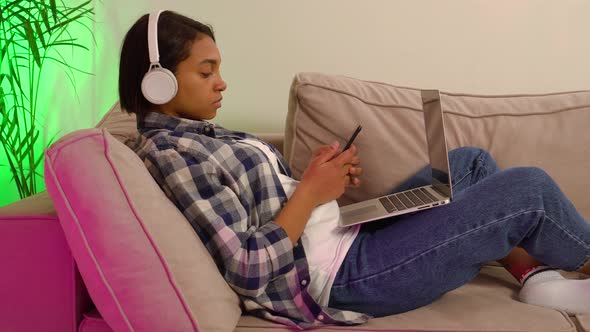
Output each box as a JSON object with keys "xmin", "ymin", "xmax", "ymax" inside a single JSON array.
[{"xmin": 159, "ymin": 36, "xmax": 227, "ymax": 121}]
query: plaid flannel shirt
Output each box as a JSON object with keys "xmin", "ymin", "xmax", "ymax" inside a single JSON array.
[{"xmin": 129, "ymin": 112, "xmax": 370, "ymax": 329}]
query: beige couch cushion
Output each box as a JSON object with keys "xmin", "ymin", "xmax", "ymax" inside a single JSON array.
[
  {"xmin": 578, "ymin": 314, "xmax": 590, "ymax": 332},
  {"xmin": 235, "ymin": 266, "xmax": 576, "ymax": 332},
  {"xmin": 285, "ymin": 72, "xmax": 590, "ymax": 222}
]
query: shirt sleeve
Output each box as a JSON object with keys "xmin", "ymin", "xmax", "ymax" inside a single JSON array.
[{"xmin": 146, "ymin": 148, "xmax": 295, "ymax": 298}]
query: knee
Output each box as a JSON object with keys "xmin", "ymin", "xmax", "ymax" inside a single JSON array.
[
  {"xmin": 449, "ymin": 146, "xmax": 497, "ymax": 169},
  {"xmin": 449, "ymin": 146, "xmax": 489, "ymax": 161},
  {"xmin": 508, "ymin": 166, "xmax": 557, "ymax": 193}
]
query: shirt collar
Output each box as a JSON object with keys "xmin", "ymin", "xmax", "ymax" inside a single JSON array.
[{"xmin": 137, "ymin": 111, "xmax": 217, "ymax": 137}]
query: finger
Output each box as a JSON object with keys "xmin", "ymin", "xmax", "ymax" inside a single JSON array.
[
  {"xmin": 349, "ymin": 167, "xmax": 363, "ymax": 176},
  {"xmin": 350, "ymin": 156, "xmax": 361, "ymax": 166},
  {"xmin": 333, "ymin": 144, "xmax": 357, "ymax": 165},
  {"xmin": 341, "ymin": 163, "xmax": 353, "ymax": 176},
  {"xmin": 312, "ymin": 145, "xmax": 333, "ymax": 157},
  {"xmin": 316, "ymin": 141, "xmax": 340, "ymax": 164},
  {"xmin": 351, "ymin": 177, "xmax": 361, "ymax": 187},
  {"xmin": 344, "ymin": 175, "xmax": 351, "ymax": 186}
]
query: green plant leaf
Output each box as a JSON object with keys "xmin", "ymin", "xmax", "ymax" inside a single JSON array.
[
  {"xmin": 0, "ymin": 0, "xmax": 96, "ymax": 199},
  {"xmin": 51, "ymin": 2, "xmax": 93, "ymax": 32},
  {"xmin": 7, "ymin": 57, "xmax": 24, "ymax": 95},
  {"xmin": 1, "ymin": 0, "xmax": 22, "ymax": 14},
  {"xmin": 15, "ymin": 127, "xmax": 39, "ymax": 163},
  {"xmin": 1, "ymin": 33, "xmax": 16, "ymax": 67},
  {"xmin": 39, "ymin": 8, "xmax": 51, "ymax": 34},
  {"xmin": 4, "ymin": 106, "xmax": 19, "ymax": 140},
  {"xmin": 46, "ymin": 40, "xmax": 90, "ymax": 51},
  {"xmin": 33, "ymin": 20, "xmax": 47, "ymax": 49},
  {"xmin": 49, "ymin": 0, "xmax": 59, "ymax": 23},
  {"xmin": 23, "ymin": 21, "xmax": 42, "ymax": 67}
]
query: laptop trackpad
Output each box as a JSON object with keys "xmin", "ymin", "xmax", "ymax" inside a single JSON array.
[{"xmin": 342, "ymin": 205, "xmax": 379, "ymax": 219}]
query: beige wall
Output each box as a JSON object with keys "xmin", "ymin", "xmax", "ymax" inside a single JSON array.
[{"xmin": 96, "ymin": 0, "xmax": 590, "ymax": 133}]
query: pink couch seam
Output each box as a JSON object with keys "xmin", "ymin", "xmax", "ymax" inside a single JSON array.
[
  {"xmin": 44, "ymin": 147, "xmax": 135, "ymax": 332},
  {"xmin": 100, "ymin": 129, "xmax": 200, "ymax": 332},
  {"xmin": 49, "ymin": 131, "xmax": 103, "ymax": 165}
]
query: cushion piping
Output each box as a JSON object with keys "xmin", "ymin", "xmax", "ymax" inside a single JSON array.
[
  {"xmin": 100, "ymin": 128, "xmax": 200, "ymax": 331},
  {"xmin": 295, "ymin": 82, "xmax": 590, "ymax": 117},
  {"xmin": 298, "ymin": 72, "xmax": 590, "ymax": 98}
]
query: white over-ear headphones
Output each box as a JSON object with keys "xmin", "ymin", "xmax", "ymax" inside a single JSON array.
[{"xmin": 141, "ymin": 10, "xmax": 178, "ymax": 105}]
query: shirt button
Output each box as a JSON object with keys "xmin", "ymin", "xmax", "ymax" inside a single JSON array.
[
  {"xmin": 317, "ymin": 314, "xmax": 325, "ymax": 321},
  {"xmin": 301, "ymin": 279, "xmax": 307, "ymax": 286}
]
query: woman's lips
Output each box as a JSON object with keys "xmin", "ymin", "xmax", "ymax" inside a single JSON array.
[{"xmin": 213, "ymin": 98, "xmax": 222, "ymax": 108}]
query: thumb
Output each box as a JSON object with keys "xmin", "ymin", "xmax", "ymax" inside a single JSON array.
[{"xmin": 316, "ymin": 141, "xmax": 340, "ymax": 163}]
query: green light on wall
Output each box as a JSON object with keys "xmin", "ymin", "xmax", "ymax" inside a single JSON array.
[{"xmin": 0, "ymin": 0, "xmax": 96, "ymax": 207}]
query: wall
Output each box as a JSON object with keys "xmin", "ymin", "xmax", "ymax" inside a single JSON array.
[
  {"xmin": 96, "ymin": 0, "xmax": 590, "ymax": 133},
  {"xmin": 2, "ymin": 0, "xmax": 589, "ymax": 206}
]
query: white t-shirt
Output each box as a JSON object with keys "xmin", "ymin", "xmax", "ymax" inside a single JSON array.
[{"xmin": 237, "ymin": 139, "xmax": 360, "ymax": 305}]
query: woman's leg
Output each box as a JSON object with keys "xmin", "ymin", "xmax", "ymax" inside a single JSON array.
[
  {"xmin": 329, "ymin": 150, "xmax": 590, "ymax": 317},
  {"xmin": 391, "ymin": 147, "xmax": 565, "ymax": 283}
]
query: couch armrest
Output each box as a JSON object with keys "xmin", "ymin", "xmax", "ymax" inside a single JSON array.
[{"xmin": 0, "ymin": 191, "xmax": 90, "ymax": 332}]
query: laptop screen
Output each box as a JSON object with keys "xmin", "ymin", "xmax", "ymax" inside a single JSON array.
[{"xmin": 421, "ymin": 90, "xmax": 453, "ymax": 199}]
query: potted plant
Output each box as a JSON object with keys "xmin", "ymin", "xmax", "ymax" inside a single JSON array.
[{"xmin": 0, "ymin": 0, "xmax": 95, "ymax": 201}]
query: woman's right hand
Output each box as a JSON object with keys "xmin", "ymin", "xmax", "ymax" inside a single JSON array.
[{"xmin": 298, "ymin": 141, "xmax": 359, "ymax": 206}]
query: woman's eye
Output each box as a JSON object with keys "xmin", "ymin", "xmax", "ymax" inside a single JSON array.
[{"xmin": 201, "ymin": 72, "xmax": 212, "ymax": 78}]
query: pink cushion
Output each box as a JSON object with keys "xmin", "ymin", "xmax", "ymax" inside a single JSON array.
[{"xmin": 44, "ymin": 128, "xmax": 241, "ymax": 332}]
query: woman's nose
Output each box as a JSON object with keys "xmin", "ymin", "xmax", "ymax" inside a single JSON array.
[{"xmin": 216, "ymin": 77, "xmax": 227, "ymax": 92}]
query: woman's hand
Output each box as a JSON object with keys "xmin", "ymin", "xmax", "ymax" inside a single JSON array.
[
  {"xmin": 298, "ymin": 141, "xmax": 362, "ymax": 206},
  {"xmin": 275, "ymin": 141, "xmax": 363, "ymax": 244}
]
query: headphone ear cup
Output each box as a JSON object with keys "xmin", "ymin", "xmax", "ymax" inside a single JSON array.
[{"xmin": 141, "ymin": 67, "xmax": 178, "ymax": 105}]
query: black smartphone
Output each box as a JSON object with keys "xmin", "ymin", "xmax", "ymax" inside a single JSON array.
[{"xmin": 342, "ymin": 125, "xmax": 362, "ymax": 151}]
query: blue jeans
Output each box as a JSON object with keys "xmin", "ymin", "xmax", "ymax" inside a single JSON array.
[{"xmin": 328, "ymin": 147, "xmax": 590, "ymax": 317}]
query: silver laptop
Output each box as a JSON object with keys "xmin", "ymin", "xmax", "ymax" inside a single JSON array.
[{"xmin": 338, "ymin": 89, "xmax": 454, "ymax": 227}]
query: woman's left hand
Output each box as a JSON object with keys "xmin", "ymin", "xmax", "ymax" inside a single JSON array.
[{"xmin": 347, "ymin": 156, "xmax": 362, "ymax": 187}]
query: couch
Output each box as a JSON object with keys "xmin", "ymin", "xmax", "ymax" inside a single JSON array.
[{"xmin": 1, "ymin": 72, "xmax": 589, "ymax": 332}]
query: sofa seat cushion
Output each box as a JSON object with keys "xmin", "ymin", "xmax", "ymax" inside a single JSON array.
[
  {"xmin": 44, "ymin": 128, "xmax": 241, "ymax": 332},
  {"xmin": 286, "ymin": 72, "xmax": 590, "ymax": 222},
  {"xmin": 234, "ymin": 266, "xmax": 575, "ymax": 332},
  {"xmin": 78, "ymin": 267, "xmax": 578, "ymax": 332},
  {"xmin": 578, "ymin": 315, "xmax": 590, "ymax": 332}
]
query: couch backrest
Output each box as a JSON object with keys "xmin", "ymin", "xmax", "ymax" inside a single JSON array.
[{"xmin": 285, "ymin": 72, "xmax": 590, "ymax": 220}]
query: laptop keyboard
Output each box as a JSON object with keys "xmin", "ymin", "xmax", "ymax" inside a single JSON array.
[{"xmin": 379, "ymin": 188, "xmax": 437, "ymax": 213}]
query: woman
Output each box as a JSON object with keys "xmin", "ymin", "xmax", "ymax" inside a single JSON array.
[{"xmin": 120, "ymin": 10, "xmax": 590, "ymax": 329}]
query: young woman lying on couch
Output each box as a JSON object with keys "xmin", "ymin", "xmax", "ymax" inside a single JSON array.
[{"xmin": 118, "ymin": 10, "xmax": 590, "ymax": 329}]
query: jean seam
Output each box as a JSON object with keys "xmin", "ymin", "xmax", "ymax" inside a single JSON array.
[
  {"xmin": 335, "ymin": 209, "xmax": 546, "ymax": 288},
  {"xmin": 452, "ymin": 169, "xmax": 473, "ymax": 187},
  {"xmin": 544, "ymin": 214, "xmax": 590, "ymax": 270}
]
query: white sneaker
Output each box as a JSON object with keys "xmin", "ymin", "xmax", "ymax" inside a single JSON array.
[{"xmin": 519, "ymin": 270, "xmax": 590, "ymax": 315}]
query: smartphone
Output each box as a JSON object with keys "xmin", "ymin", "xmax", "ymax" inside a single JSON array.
[{"xmin": 342, "ymin": 125, "xmax": 362, "ymax": 151}]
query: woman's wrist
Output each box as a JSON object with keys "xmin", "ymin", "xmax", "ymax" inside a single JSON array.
[
  {"xmin": 275, "ymin": 185, "xmax": 317, "ymax": 245},
  {"xmin": 291, "ymin": 181, "xmax": 319, "ymax": 209}
]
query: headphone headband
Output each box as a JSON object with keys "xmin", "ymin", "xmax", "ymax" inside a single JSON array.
[
  {"xmin": 147, "ymin": 10, "xmax": 163, "ymax": 64},
  {"xmin": 142, "ymin": 10, "xmax": 178, "ymax": 105}
]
